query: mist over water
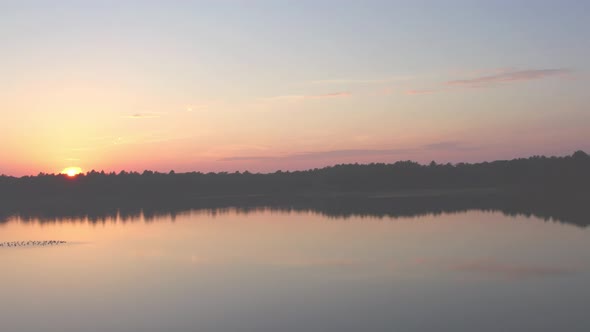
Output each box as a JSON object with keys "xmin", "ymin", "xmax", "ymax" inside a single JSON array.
[{"xmin": 1, "ymin": 209, "xmax": 588, "ymax": 332}]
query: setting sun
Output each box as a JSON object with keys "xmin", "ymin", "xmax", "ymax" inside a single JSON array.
[{"xmin": 61, "ymin": 167, "xmax": 82, "ymax": 177}]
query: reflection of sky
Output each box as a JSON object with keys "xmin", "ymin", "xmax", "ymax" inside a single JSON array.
[
  {"xmin": 1, "ymin": 210, "xmax": 589, "ymax": 331},
  {"xmin": 1, "ymin": 1, "xmax": 590, "ymax": 175}
]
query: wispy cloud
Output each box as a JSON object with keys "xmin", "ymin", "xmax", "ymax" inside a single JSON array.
[
  {"xmin": 218, "ymin": 148, "xmax": 412, "ymax": 162},
  {"xmin": 261, "ymin": 91, "xmax": 351, "ymax": 103},
  {"xmin": 311, "ymin": 76, "xmax": 414, "ymax": 85},
  {"xmin": 448, "ymin": 67, "xmax": 516, "ymax": 78},
  {"xmin": 446, "ymin": 69, "xmax": 572, "ymax": 87},
  {"xmin": 260, "ymin": 95, "xmax": 305, "ymax": 103},
  {"xmin": 123, "ymin": 112, "xmax": 163, "ymax": 119},
  {"xmin": 218, "ymin": 141, "xmax": 476, "ymax": 162},
  {"xmin": 305, "ymin": 92, "xmax": 351, "ymax": 99},
  {"xmin": 296, "ymin": 148, "xmax": 410, "ymax": 159},
  {"xmin": 402, "ymin": 68, "xmax": 572, "ymax": 96}
]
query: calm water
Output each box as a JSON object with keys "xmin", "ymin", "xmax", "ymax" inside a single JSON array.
[{"xmin": 1, "ymin": 209, "xmax": 589, "ymax": 332}]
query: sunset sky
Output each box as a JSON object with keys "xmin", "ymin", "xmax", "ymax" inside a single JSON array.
[{"xmin": 1, "ymin": 1, "xmax": 589, "ymax": 176}]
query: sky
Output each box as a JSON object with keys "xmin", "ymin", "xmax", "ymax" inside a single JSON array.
[{"xmin": 1, "ymin": 0, "xmax": 589, "ymax": 176}]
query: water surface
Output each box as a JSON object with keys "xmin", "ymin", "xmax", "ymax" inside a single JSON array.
[{"xmin": 1, "ymin": 209, "xmax": 588, "ymax": 332}]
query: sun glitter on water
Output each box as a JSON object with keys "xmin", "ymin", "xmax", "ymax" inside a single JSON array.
[{"xmin": 61, "ymin": 167, "xmax": 83, "ymax": 177}]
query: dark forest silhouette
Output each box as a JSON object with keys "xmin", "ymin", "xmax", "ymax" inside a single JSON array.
[{"xmin": 1, "ymin": 151, "xmax": 589, "ymax": 227}]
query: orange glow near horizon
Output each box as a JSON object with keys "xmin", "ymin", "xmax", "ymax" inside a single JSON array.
[{"xmin": 61, "ymin": 167, "xmax": 83, "ymax": 177}]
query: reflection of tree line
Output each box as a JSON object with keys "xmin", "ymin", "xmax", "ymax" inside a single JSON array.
[
  {"xmin": 0, "ymin": 151, "xmax": 588, "ymax": 227},
  {"xmin": 1, "ymin": 191, "xmax": 588, "ymax": 228}
]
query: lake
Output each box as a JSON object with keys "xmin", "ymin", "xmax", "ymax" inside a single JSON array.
[{"xmin": 1, "ymin": 208, "xmax": 589, "ymax": 332}]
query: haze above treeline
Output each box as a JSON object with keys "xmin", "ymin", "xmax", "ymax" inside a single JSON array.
[{"xmin": 2, "ymin": 151, "xmax": 587, "ymax": 178}]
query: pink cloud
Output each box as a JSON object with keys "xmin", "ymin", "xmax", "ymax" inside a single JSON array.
[
  {"xmin": 449, "ymin": 67, "xmax": 516, "ymax": 77},
  {"xmin": 446, "ymin": 69, "xmax": 572, "ymax": 87}
]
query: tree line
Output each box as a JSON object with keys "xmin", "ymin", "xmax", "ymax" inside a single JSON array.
[{"xmin": 1, "ymin": 151, "xmax": 589, "ymax": 204}]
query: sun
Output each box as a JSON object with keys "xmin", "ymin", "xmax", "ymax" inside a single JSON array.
[{"xmin": 61, "ymin": 167, "xmax": 83, "ymax": 177}]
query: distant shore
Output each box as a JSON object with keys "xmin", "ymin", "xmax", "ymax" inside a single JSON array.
[{"xmin": 1, "ymin": 151, "xmax": 588, "ymax": 226}]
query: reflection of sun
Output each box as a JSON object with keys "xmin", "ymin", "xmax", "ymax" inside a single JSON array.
[{"xmin": 62, "ymin": 167, "xmax": 82, "ymax": 177}]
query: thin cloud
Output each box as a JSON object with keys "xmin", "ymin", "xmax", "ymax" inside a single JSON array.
[
  {"xmin": 218, "ymin": 142, "xmax": 478, "ymax": 162},
  {"xmin": 217, "ymin": 140, "xmax": 481, "ymax": 162},
  {"xmin": 218, "ymin": 148, "xmax": 411, "ymax": 162},
  {"xmin": 305, "ymin": 92, "xmax": 351, "ymax": 99},
  {"xmin": 446, "ymin": 68, "xmax": 572, "ymax": 87},
  {"xmin": 293, "ymin": 148, "xmax": 409, "ymax": 160},
  {"xmin": 123, "ymin": 113, "xmax": 163, "ymax": 119},
  {"xmin": 261, "ymin": 95, "xmax": 306, "ymax": 103},
  {"xmin": 261, "ymin": 92, "xmax": 351, "ymax": 103},
  {"xmin": 311, "ymin": 76, "xmax": 414, "ymax": 85}
]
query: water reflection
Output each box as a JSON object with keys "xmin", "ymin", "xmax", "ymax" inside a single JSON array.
[
  {"xmin": 0, "ymin": 206, "xmax": 589, "ymax": 332},
  {"xmin": 1, "ymin": 194, "xmax": 588, "ymax": 227}
]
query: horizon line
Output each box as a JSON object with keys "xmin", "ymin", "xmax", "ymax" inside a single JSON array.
[{"xmin": 3, "ymin": 150, "xmax": 587, "ymax": 179}]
